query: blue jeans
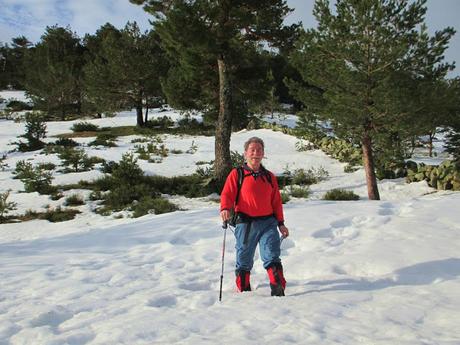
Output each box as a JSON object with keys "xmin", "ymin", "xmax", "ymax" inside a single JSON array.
[{"xmin": 234, "ymin": 216, "xmax": 281, "ymax": 271}]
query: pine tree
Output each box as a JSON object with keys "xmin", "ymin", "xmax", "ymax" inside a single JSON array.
[
  {"xmin": 444, "ymin": 80, "xmax": 460, "ymax": 162},
  {"xmin": 288, "ymin": 0, "xmax": 455, "ymax": 199},
  {"xmin": 131, "ymin": 0, "xmax": 298, "ymax": 188},
  {"xmin": 445, "ymin": 130, "xmax": 460, "ymax": 162},
  {"xmin": 84, "ymin": 22, "xmax": 167, "ymax": 126},
  {"xmin": 24, "ymin": 26, "xmax": 85, "ymax": 120},
  {"xmin": 0, "ymin": 36, "xmax": 32, "ymax": 89}
]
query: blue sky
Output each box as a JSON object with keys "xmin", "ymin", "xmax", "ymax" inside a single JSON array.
[{"xmin": 0, "ymin": 0, "xmax": 459, "ymax": 76}]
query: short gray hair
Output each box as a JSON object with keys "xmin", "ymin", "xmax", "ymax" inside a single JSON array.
[{"xmin": 244, "ymin": 137, "xmax": 265, "ymax": 151}]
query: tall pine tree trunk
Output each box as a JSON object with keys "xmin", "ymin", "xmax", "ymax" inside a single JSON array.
[
  {"xmin": 362, "ymin": 131, "xmax": 380, "ymax": 200},
  {"xmin": 61, "ymin": 91, "xmax": 66, "ymax": 121},
  {"xmin": 144, "ymin": 105, "xmax": 149, "ymax": 124},
  {"xmin": 136, "ymin": 105, "xmax": 144, "ymax": 127},
  {"xmin": 215, "ymin": 55, "xmax": 233, "ymax": 190},
  {"xmin": 428, "ymin": 131, "xmax": 434, "ymax": 157},
  {"xmin": 136, "ymin": 90, "xmax": 144, "ymax": 127}
]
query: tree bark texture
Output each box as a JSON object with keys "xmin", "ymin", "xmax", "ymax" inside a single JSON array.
[
  {"xmin": 215, "ymin": 56, "xmax": 233, "ymax": 191},
  {"xmin": 144, "ymin": 106, "xmax": 149, "ymax": 124},
  {"xmin": 362, "ymin": 132, "xmax": 380, "ymax": 200},
  {"xmin": 428, "ymin": 133, "xmax": 434, "ymax": 157},
  {"xmin": 136, "ymin": 105, "xmax": 144, "ymax": 127}
]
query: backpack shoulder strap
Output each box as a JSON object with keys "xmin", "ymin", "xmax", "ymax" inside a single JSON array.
[
  {"xmin": 260, "ymin": 165, "xmax": 274, "ymax": 187},
  {"xmin": 235, "ymin": 166, "xmax": 245, "ymax": 206}
]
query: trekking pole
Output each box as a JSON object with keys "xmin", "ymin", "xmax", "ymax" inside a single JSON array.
[
  {"xmin": 219, "ymin": 221, "xmax": 228, "ymax": 302},
  {"xmin": 280, "ymin": 235, "xmax": 286, "ymax": 245}
]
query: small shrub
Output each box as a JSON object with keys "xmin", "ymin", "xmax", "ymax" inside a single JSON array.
[
  {"xmin": 14, "ymin": 161, "xmax": 55, "ymax": 194},
  {"xmin": 0, "ymin": 154, "xmax": 9, "ymax": 171},
  {"xmin": 196, "ymin": 160, "xmax": 212, "ymax": 166},
  {"xmin": 89, "ymin": 190, "xmax": 104, "ymax": 201},
  {"xmin": 71, "ymin": 122, "xmax": 99, "ymax": 132},
  {"xmin": 280, "ymin": 191, "xmax": 290, "ymax": 204},
  {"xmin": 112, "ymin": 183, "xmax": 155, "ymax": 206},
  {"xmin": 23, "ymin": 170, "xmax": 55, "ymax": 194},
  {"xmin": 289, "ymin": 186, "xmax": 311, "ymax": 198},
  {"xmin": 42, "ymin": 207, "xmax": 81, "ymax": 222},
  {"xmin": 6, "ymin": 100, "xmax": 33, "ymax": 111},
  {"xmin": 131, "ymin": 137, "xmax": 150, "ymax": 144},
  {"xmin": 37, "ymin": 162, "xmax": 56, "ymax": 171},
  {"xmin": 50, "ymin": 191, "xmax": 64, "ymax": 200},
  {"xmin": 132, "ymin": 196, "xmax": 178, "ymax": 218},
  {"xmin": 295, "ymin": 140, "xmax": 316, "ymax": 151},
  {"xmin": 323, "ymin": 189, "xmax": 360, "ymax": 201},
  {"xmin": 19, "ymin": 209, "xmax": 40, "ymax": 222},
  {"xmin": 112, "ymin": 153, "xmax": 144, "ymax": 182},
  {"xmin": 195, "ymin": 165, "xmax": 213, "ymax": 179},
  {"xmin": 0, "ymin": 190, "xmax": 17, "ymax": 223},
  {"xmin": 13, "ymin": 160, "xmax": 35, "ymax": 180},
  {"xmin": 59, "ymin": 147, "xmax": 95, "ymax": 172},
  {"xmin": 101, "ymin": 183, "xmax": 158, "ymax": 212},
  {"xmin": 100, "ymin": 160, "xmax": 118, "ymax": 174},
  {"xmin": 144, "ymin": 174, "xmax": 214, "ymax": 198},
  {"xmin": 146, "ymin": 116, "xmax": 174, "ymax": 129},
  {"xmin": 170, "ymin": 149, "xmax": 184, "ymax": 154},
  {"xmin": 88, "ymin": 133, "xmax": 118, "ymax": 147},
  {"xmin": 55, "ymin": 137, "xmax": 79, "ymax": 147},
  {"xmin": 16, "ymin": 112, "xmax": 47, "ymax": 152},
  {"xmin": 177, "ymin": 116, "xmax": 204, "ymax": 130},
  {"xmin": 344, "ymin": 164, "xmax": 360, "ymax": 173},
  {"xmin": 134, "ymin": 141, "xmax": 168, "ymax": 159},
  {"xmin": 89, "ymin": 175, "xmax": 115, "ymax": 192},
  {"xmin": 64, "ymin": 194, "xmax": 85, "ymax": 206},
  {"xmin": 156, "ymin": 144, "xmax": 169, "ymax": 157},
  {"xmin": 135, "ymin": 146, "xmax": 150, "ymax": 161},
  {"xmin": 148, "ymin": 157, "xmax": 163, "ymax": 163},
  {"xmin": 284, "ymin": 167, "xmax": 330, "ymax": 186}
]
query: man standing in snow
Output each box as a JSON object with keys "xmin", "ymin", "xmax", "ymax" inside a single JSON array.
[{"xmin": 220, "ymin": 137, "xmax": 289, "ymax": 296}]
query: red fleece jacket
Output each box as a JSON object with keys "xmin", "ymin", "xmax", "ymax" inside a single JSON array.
[{"xmin": 220, "ymin": 167, "xmax": 284, "ymax": 223}]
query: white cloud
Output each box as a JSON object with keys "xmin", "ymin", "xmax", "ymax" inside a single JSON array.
[
  {"xmin": 0, "ymin": 0, "xmax": 458, "ymax": 76},
  {"xmin": 65, "ymin": 0, "xmax": 152, "ymax": 36},
  {"xmin": 0, "ymin": 0, "xmax": 152, "ymax": 44}
]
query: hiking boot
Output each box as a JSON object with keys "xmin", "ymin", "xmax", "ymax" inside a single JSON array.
[
  {"xmin": 235, "ymin": 269, "xmax": 251, "ymax": 292},
  {"xmin": 266, "ymin": 263, "xmax": 286, "ymax": 296}
]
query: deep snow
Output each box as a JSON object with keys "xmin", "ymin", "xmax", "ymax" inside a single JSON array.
[{"xmin": 1, "ymin": 91, "xmax": 459, "ymax": 345}]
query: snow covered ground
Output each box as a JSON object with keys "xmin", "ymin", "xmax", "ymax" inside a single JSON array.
[{"xmin": 1, "ymin": 91, "xmax": 459, "ymax": 345}]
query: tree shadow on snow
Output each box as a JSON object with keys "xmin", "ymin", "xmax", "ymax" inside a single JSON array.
[{"xmin": 290, "ymin": 258, "xmax": 460, "ymax": 297}]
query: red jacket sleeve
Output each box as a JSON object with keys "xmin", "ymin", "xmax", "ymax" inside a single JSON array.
[
  {"xmin": 270, "ymin": 172, "xmax": 284, "ymax": 223},
  {"xmin": 220, "ymin": 168, "xmax": 238, "ymax": 211}
]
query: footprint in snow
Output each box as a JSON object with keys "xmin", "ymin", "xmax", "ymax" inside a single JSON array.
[
  {"xmin": 147, "ymin": 295, "xmax": 177, "ymax": 308},
  {"xmin": 169, "ymin": 237, "xmax": 189, "ymax": 245},
  {"xmin": 312, "ymin": 227, "xmax": 333, "ymax": 239},
  {"xmin": 312, "ymin": 218, "xmax": 351, "ymax": 239},
  {"xmin": 179, "ymin": 282, "xmax": 211, "ymax": 291},
  {"xmin": 378, "ymin": 202, "xmax": 397, "ymax": 216},
  {"xmin": 312, "ymin": 217, "xmax": 360, "ymax": 246},
  {"xmin": 29, "ymin": 306, "xmax": 73, "ymax": 328},
  {"xmin": 328, "ymin": 227, "xmax": 360, "ymax": 246}
]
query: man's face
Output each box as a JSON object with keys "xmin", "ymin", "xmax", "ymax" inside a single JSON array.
[{"xmin": 245, "ymin": 142, "xmax": 264, "ymax": 167}]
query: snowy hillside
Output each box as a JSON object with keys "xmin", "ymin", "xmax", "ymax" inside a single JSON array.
[{"xmin": 1, "ymin": 92, "xmax": 459, "ymax": 345}]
